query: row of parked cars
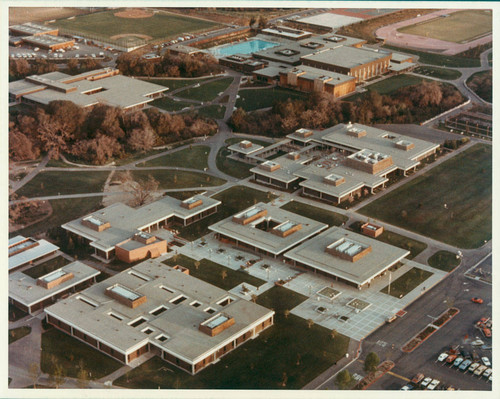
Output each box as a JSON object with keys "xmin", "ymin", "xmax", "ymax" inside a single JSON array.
[
  {"xmin": 437, "ymin": 351, "xmax": 492, "ymax": 381},
  {"xmin": 402, "ymin": 374, "xmax": 455, "ymax": 391}
]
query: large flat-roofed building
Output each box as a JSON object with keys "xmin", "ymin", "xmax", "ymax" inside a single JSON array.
[
  {"xmin": 219, "ymin": 54, "xmax": 268, "ymax": 73},
  {"xmin": 285, "ymin": 227, "xmax": 410, "ymax": 289},
  {"xmin": 9, "ymin": 68, "xmax": 168, "ymax": 110},
  {"xmin": 62, "ymin": 194, "xmax": 220, "ymax": 261},
  {"xmin": 262, "ymin": 26, "xmax": 313, "ymax": 41},
  {"xmin": 22, "ymin": 34, "xmax": 75, "ymax": 50},
  {"xmin": 295, "ymin": 13, "xmax": 364, "ymax": 31},
  {"xmin": 301, "ymin": 46, "xmax": 392, "ymax": 82},
  {"xmin": 209, "ymin": 202, "xmax": 328, "ymax": 257},
  {"xmin": 279, "ymin": 65, "xmax": 356, "ymax": 97},
  {"xmin": 44, "ymin": 260, "xmax": 274, "ymax": 374},
  {"xmin": 9, "ymin": 22, "xmax": 59, "ymax": 37},
  {"xmin": 9, "ymin": 261, "xmax": 100, "ymax": 314},
  {"xmin": 9, "ymin": 236, "xmax": 60, "ymax": 273}
]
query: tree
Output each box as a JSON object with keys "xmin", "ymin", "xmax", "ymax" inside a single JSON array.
[
  {"xmin": 364, "ymin": 351, "xmax": 380, "ymax": 373},
  {"xmin": 221, "ymin": 270, "xmax": 227, "ymax": 280},
  {"xmin": 48, "ymin": 356, "xmax": 66, "ymax": 388},
  {"xmin": 307, "ymin": 319, "xmax": 314, "ymax": 329},
  {"xmin": 28, "ymin": 362, "xmax": 40, "ymax": 389},
  {"xmin": 330, "ymin": 329, "xmax": 337, "ymax": 340},
  {"xmin": 76, "ymin": 360, "xmax": 89, "ymax": 389},
  {"xmin": 258, "ymin": 15, "xmax": 268, "ymax": 29},
  {"xmin": 251, "ymin": 294, "xmax": 258, "ymax": 303},
  {"xmin": 127, "ymin": 127, "xmax": 157, "ymax": 152},
  {"xmin": 284, "ymin": 309, "xmax": 290, "ymax": 319},
  {"xmin": 194, "ymin": 261, "xmax": 200, "ymax": 270},
  {"xmin": 124, "ymin": 174, "xmax": 160, "ymax": 206},
  {"xmin": 281, "ymin": 372, "xmax": 288, "ymax": 387},
  {"xmin": 249, "ymin": 16, "xmax": 257, "ymax": 27},
  {"xmin": 335, "ymin": 369, "xmax": 353, "ymax": 390}
]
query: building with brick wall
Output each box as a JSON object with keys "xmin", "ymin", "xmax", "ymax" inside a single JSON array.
[
  {"xmin": 284, "ymin": 227, "xmax": 409, "ymax": 289},
  {"xmin": 44, "ymin": 260, "xmax": 274, "ymax": 374},
  {"xmin": 62, "ymin": 194, "xmax": 220, "ymax": 261},
  {"xmin": 9, "ymin": 261, "xmax": 100, "ymax": 314}
]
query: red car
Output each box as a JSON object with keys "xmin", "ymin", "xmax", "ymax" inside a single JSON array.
[{"xmin": 471, "ymin": 297, "xmax": 484, "ymax": 304}]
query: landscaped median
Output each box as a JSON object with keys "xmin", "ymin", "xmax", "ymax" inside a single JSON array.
[{"xmin": 401, "ymin": 308, "xmax": 459, "ymax": 353}]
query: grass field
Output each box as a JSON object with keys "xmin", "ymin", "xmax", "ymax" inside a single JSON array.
[
  {"xmin": 151, "ymin": 97, "xmax": 196, "ymax": 112},
  {"xmin": 13, "ymin": 197, "xmax": 103, "ymax": 238},
  {"xmin": 363, "ymin": 74, "xmax": 431, "ymax": 95},
  {"xmin": 176, "ymin": 78, "xmax": 233, "ymax": 102},
  {"xmin": 50, "ymin": 9, "xmax": 219, "ymax": 42},
  {"xmin": 137, "ymin": 145, "xmax": 210, "ymax": 170},
  {"xmin": 23, "ymin": 257, "xmax": 71, "ymax": 279},
  {"xmin": 163, "ymin": 255, "xmax": 265, "ymax": 291},
  {"xmin": 195, "ymin": 105, "xmax": 226, "ymax": 119},
  {"xmin": 16, "ymin": 171, "xmax": 109, "ymax": 198},
  {"xmin": 131, "ymin": 169, "xmax": 225, "ymax": 190},
  {"xmin": 359, "ymin": 144, "xmax": 492, "ymax": 248},
  {"xmin": 215, "ymin": 147, "xmax": 254, "ymax": 179},
  {"xmin": 236, "ymin": 87, "xmax": 309, "ymax": 112},
  {"xmin": 9, "ymin": 326, "xmax": 31, "ymax": 345},
  {"xmin": 397, "ymin": 10, "xmax": 492, "ymax": 44},
  {"xmin": 41, "ymin": 328, "xmax": 122, "ymax": 380},
  {"xmin": 280, "ymin": 200, "xmax": 347, "ymax": 227},
  {"xmin": 427, "ymin": 251, "xmax": 461, "ymax": 272},
  {"xmin": 382, "ymin": 45, "xmax": 481, "ymax": 68},
  {"xmin": 413, "ymin": 66, "xmax": 462, "ymax": 80},
  {"xmin": 381, "ymin": 267, "xmax": 433, "ymax": 298},
  {"xmin": 176, "ymin": 186, "xmax": 277, "ymax": 240},
  {"xmin": 115, "ymin": 286, "xmax": 349, "ymax": 389}
]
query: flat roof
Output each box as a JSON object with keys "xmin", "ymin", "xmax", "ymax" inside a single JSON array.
[
  {"xmin": 63, "ymin": 194, "xmax": 220, "ymax": 251},
  {"xmin": 262, "ymin": 27, "xmax": 312, "ymax": 39},
  {"xmin": 302, "ymin": 46, "xmax": 391, "ymax": 69},
  {"xmin": 9, "ymin": 22, "xmax": 56, "ymax": 35},
  {"xmin": 9, "ymin": 261, "xmax": 100, "ymax": 307},
  {"xmin": 209, "ymin": 202, "xmax": 328, "ymax": 256},
  {"xmin": 249, "ymin": 152, "xmax": 314, "ymax": 184},
  {"xmin": 320, "ymin": 123, "xmax": 440, "ymax": 171},
  {"xmin": 23, "ymin": 35, "xmax": 74, "ymax": 46},
  {"xmin": 285, "ymin": 227, "xmax": 409, "ymax": 286},
  {"xmin": 9, "ymin": 236, "xmax": 60, "ymax": 271},
  {"xmin": 296, "ymin": 13, "xmax": 364, "ymax": 30},
  {"xmin": 282, "ymin": 65, "xmax": 355, "ymax": 85},
  {"xmin": 227, "ymin": 141, "xmax": 264, "ymax": 155},
  {"xmin": 9, "ymin": 69, "xmax": 168, "ymax": 109},
  {"xmin": 45, "ymin": 260, "xmax": 274, "ymax": 362}
]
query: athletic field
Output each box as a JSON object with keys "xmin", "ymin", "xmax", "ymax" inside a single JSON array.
[
  {"xmin": 49, "ymin": 9, "xmax": 220, "ymax": 43},
  {"xmin": 397, "ymin": 9, "xmax": 492, "ymax": 44}
]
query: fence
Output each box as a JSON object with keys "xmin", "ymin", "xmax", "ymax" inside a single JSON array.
[{"xmin": 58, "ymin": 27, "xmax": 147, "ymax": 52}]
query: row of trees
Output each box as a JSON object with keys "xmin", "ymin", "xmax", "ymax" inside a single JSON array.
[
  {"xmin": 229, "ymin": 81, "xmax": 465, "ymax": 136},
  {"xmin": 116, "ymin": 51, "xmax": 223, "ymax": 78},
  {"xmin": 9, "ymin": 100, "xmax": 218, "ymax": 164},
  {"xmin": 9, "ymin": 58, "xmax": 103, "ymax": 81}
]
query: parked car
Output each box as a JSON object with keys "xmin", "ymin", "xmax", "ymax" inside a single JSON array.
[
  {"xmin": 401, "ymin": 384, "xmax": 413, "ymax": 391},
  {"xmin": 468, "ymin": 362, "xmax": 480, "ymax": 373},
  {"xmin": 482, "ymin": 328, "xmax": 492, "ymax": 338},
  {"xmin": 428, "ymin": 379, "xmax": 440, "ymax": 390},
  {"xmin": 459, "ymin": 359, "xmax": 472, "ymax": 371},
  {"xmin": 411, "ymin": 373, "xmax": 425, "ymax": 384},
  {"xmin": 437, "ymin": 352, "xmax": 449, "ymax": 362},
  {"xmin": 453, "ymin": 357, "xmax": 464, "ymax": 367},
  {"xmin": 471, "ymin": 297, "xmax": 484, "ymax": 304},
  {"xmin": 475, "ymin": 365, "xmax": 488, "ymax": 376},
  {"xmin": 421, "ymin": 377, "xmax": 432, "ymax": 387},
  {"xmin": 483, "ymin": 368, "xmax": 492, "ymax": 379},
  {"xmin": 446, "ymin": 354, "xmax": 457, "ymax": 364},
  {"xmin": 481, "ymin": 357, "xmax": 491, "ymax": 367}
]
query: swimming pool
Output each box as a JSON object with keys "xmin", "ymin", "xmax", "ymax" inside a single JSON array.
[{"xmin": 209, "ymin": 39, "xmax": 279, "ymax": 57}]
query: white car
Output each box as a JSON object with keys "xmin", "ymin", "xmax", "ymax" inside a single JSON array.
[
  {"xmin": 483, "ymin": 368, "xmax": 492, "ymax": 379},
  {"xmin": 428, "ymin": 379, "xmax": 440, "ymax": 390},
  {"xmin": 468, "ymin": 362, "xmax": 480, "ymax": 373},
  {"xmin": 474, "ymin": 365, "xmax": 487, "ymax": 376},
  {"xmin": 421, "ymin": 377, "xmax": 432, "ymax": 387},
  {"xmin": 481, "ymin": 357, "xmax": 491, "ymax": 367},
  {"xmin": 437, "ymin": 352, "xmax": 449, "ymax": 362}
]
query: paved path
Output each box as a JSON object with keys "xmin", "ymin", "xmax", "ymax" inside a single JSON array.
[{"xmin": 10, "ymin": 154, "xmax": 50, "ymax": 192}]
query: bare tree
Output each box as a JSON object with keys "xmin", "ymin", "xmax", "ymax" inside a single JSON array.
[
  {"xmin": 28, "ymin": 362, "xmax": 40, "ymax": 389},
  {"xmin": 307, "ymin": 319, "xmax": 314, "ymax": 329},
  {"xmin": 124, "ymin": 173, "xmax": 160, "ymax": 206}
]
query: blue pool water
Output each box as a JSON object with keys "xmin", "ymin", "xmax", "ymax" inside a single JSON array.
[{"xmin": 210, "ymin": 39, "xmax": 279, "ymax": 57}]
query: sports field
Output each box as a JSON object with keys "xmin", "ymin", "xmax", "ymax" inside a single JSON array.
[
  {"xmin": 50, "ymin": 9, "xmax": 220, "ymax": 42},
  {"xmin": 397, "ymin": 10, "xmax": 492, "ymax": 44}
]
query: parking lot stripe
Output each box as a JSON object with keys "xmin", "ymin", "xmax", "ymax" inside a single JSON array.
[{"xmin": 387, "ymin": 371, "xmax": 410, "ymax": 382}]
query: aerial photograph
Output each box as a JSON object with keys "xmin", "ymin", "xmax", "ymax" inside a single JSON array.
[{"xmin": 5, "ymin": 1, "xmax": 495, "ymax": 396}]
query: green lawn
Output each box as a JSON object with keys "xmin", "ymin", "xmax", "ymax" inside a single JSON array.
[
  {"xmin": 380, "ymin": 267, "xmax": 433, "ymax": 298},
  {"xmin": 41, "ymin": 328, "xmax": 122, "ymax": 380},
  {"xmin": 363, "ymin": 74, "xmax": 431, "ymax": 95},
  {"xmin": 130, "ymin": 169, "xmax": 225, "ymax": 190},
  {"xmin": 51, "ymin": 9, "xmax": 219, "ymax": 41},
  {"xmin": 23, "ymin": 257, "xmax": 71, "ymax": 279},
  {"xmin": 236, "ymin": 87, "xmax": 309, "ymax": 112},
  {"xmin": 382, "ymin": 45, "xmax": 481, "ymax": 68},
  {"xmin": 13, "ymin": 197, "xmax": 103, "ymax": 238},
  {"xmin": 9, "ymin": 326, "xmax": 31, "ymax": 344},
  {"xmin": 427, "ymin": 250, "xmax": 461, "ymax": 272},
  {"xmin": 163, "ymin": 255, "xmax": 265, "ymax": 290},
  {"xmin": 140, "ymin": 77, "xmax": 213, "ymax": 91},
  {"xmin": 16, "ymin": 171, "xmax": 110, "ymax": 198},
  {"xmin": 176, "ymin": 78, "xmax": 233, "ymax": 102},
  {"xmin": 215, "ymin": 147, "xmax": 254, "ymax": 179},
  {"xmin": 359, "ymin": 144, "xmax": 492, "ymax": 248},
  {"xmin": 195, "ymin": 105, "xmax": 226, "ymax": 119},
  {"xmin": 115, "ymin": 286, "xmax": 349, "ymax": 389},
  {"xmin": 137, "ymin": 145, "xmax": 210, "ymax": 170},
  {"xmin": 397, "ymin": 10, "xmax": 492, "ymax": 44},
  {"xmin": 151, "ymin": 97, "xmax": 195, "ymax": 112},
  {"xmin": 280, "ymin": 200, "xmax": 347, "ymax": 227},
  {"xmin": 412, "ymin": 66, "xmax": 462, "ymax": 80},
  {"xmin": 176, "ymin": 185, "xmax": 277, "ymax": 240}
]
